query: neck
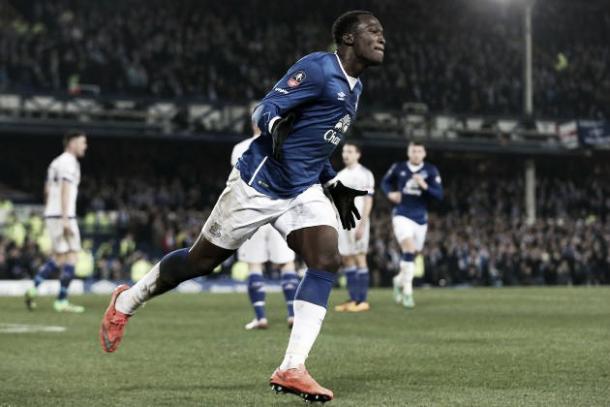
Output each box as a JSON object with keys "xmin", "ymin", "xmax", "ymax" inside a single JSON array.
[
  {"xmin": 337, "ymin": 48, "xmax": 367, "ymax": 77},
  {"xmin": 346, "ymin": 162, "xmax": 359, "ymax": 169}
]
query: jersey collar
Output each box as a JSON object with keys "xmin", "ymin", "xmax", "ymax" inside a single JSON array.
[
  {"xmin": 407, "ymin": 162, "xmax": 424, "ymax": 172},
  {"xmin": 334, "ymin": 53, "xmax": 359, "ymax": 91}
]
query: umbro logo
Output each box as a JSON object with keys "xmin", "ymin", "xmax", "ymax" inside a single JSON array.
[{"xmin": 337, "ymin": 91, "xmax": 346, "ymax": 101}]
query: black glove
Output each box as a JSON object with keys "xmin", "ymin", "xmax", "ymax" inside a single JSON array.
[
  {"xmin": 327, "ymin": 180, "xmax": 368, "ymax": 230},
  {"xmin": 270, "ymin": 112, "xmax": 297, "ymax": 161}
]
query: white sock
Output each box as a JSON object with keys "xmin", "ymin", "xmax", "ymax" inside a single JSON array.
[
  {"xmin": 393, "ymin": 269, "xmax": 405, "ymax": 287},
  {"xmin": 115, "ymin": 262, "xmax": 160, "ymax": 315},
  {"xmin": 400, "ymin": 260, "xmax": 414, "ymax": 296},
  {"xmin": 279, "ymin": 300, "xmax": 327, "ymax": 370}
]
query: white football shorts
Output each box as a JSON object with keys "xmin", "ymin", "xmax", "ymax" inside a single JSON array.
[
  {"xmin": 202, "ymin": 168, "xmax": 338, "ymax": 250},
  {"xmin": 45, "ymin": 218, "xmax": 81, "ymax": 254},
  {"xmin": 392, "ymin": 215, "xmax": 428, "ymax": 251},
  {"xmin": 337, "ymin": 220, "xmax": 370, "ymax": 256},
  {"xmin": 238, "ymin": 223, "xmax": 295, "ymax": 264}
]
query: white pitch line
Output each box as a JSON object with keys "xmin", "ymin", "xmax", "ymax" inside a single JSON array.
[{"xmin": 0, "ymin": 323, "xmax": 66, "ymax": 333}]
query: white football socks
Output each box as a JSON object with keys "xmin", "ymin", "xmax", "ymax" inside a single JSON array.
[
  {"xmin": 279, "ymin": 300, "xmax": 327, "ymax": 370},
  {"xmin": 400, "ymin": 260, "xmax": 414, "ymax": 296},
  {"xmin": 115, "ymin": 262, "xmax": 160, "ymax": 315}
]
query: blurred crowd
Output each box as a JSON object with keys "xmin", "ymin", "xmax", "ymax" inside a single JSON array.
[
  {"xmin": 1, "ymin": 0, "xmax": 609, "ymax": 118},
  {"xmin": 1, "ymin": 139, "xmax": 608, "ymax": 286}
]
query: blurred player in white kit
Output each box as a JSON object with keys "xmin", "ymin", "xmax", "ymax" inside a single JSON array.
[
  {"xmin": 231, "ymin": 112, "xmax": 299, "ymax": 329},
  {"xmin": 333, "ymin": 142, "xmax": 374, "ymax": 313},
  {"xmin": 25, "ymin": 131, "xmax": 87, "ymax": 313}
]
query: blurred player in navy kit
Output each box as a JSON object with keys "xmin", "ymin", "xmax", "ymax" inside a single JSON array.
[
  {"xmin": 381, "ymin": 142, "xmax": 443, "ymax": 308},
  {"xmin": 100, "ymin": 10, "xmax": 385, "ymax": 403}
]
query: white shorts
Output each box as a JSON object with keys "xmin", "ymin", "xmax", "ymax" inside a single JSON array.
[
  {"xmin": 392, "ymin": 215, "xmax": 428, "ymax": 251},
  {"xmin": 338, "ymin": 221, "xmax": 370, "ymax": 256},
  {"xmin": 45, "ymin": 218, "xmax": 81, "ymax": 254},
  {"xmin": 238, "ymin": 223, "xmax": 296, "ymax": 264},
  {"xmin": 202, "ymin": 168, "xmax": 339, "ymax": 250}
]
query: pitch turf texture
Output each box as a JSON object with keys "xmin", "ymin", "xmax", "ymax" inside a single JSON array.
[{"xmin": 1, "ymin": 288, "xmax": 609, "ymax": 407}]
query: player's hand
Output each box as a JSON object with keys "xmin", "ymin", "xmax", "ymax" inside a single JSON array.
[
  {"xmin": 355, "ymin": 221, "xmax": 366, "ymax": 241},
  {"xmin": 62, "ymin": 218, "xmax": 73, "ymax": 237},
  {"xmin": 412, "ymin": 174, "xmax": 428, "ymax": 190},
  {"xmin": 387, "ymin": 191, "xmax": 401, "ymax": 204},
  {"xmin": 327, "ymin": 181, "xmax": 367, "ymax": 230},
  {"xmin": 270, "ymin": 112, "xmax": 297, "ymax": 161}
]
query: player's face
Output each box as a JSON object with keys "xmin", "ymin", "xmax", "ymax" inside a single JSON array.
[
  {"xmin": 342, "ymin": 144, "xmax": 361, "ymax": 166},
  {"xmin": 407, "ymin": 145, "xmax": 426, "ymax": 165},
  {"xmin": 71, "ymin": 135, "xmax": 88, "ymax": 158},
  {"xmin": 353, "ymin": 16, "xmax": 385, "ymax": 65}
]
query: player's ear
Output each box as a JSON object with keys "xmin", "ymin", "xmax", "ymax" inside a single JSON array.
[{"xmin": 342, "ymin": 33, "xmax": 355, "ymax": 46}]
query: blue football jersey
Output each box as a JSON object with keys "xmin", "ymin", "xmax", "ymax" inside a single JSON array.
[
  {"xmin": 381, "ymin": 161, "xmax": 443, "ymax": 224},
  {"xmin": 237, "ymin": 52, "xmax": 363, "ymax": 199}
]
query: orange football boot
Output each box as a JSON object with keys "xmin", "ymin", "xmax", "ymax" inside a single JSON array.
[
  {"xmin": 347, "ymin": 302, "xmax": 370, "ymax": 312},
  {"xmin": 270, "ymin": 365, "xmax": 334, "ymax": 403},
  {"xmin": 99, "ymin": 284, "xmax": 131, "ymax": 353},
  {"xmin": 334, "ymin": 300, "xmax": 356, "ymax": 312}
]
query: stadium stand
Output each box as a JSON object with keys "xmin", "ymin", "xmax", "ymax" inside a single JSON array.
[{"xmin": 1, "ymin": 0, "xmax": 609, "ymax": 118}]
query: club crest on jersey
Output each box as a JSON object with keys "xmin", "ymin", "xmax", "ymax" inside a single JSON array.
[
  {"xmin": 324, "ymin": 114, "xmax": 352, "ymax": 145},
  {"xmin": 287, "ymin": 71, "xmax": 306, "ymax": 88},
  {"xmin": 334, "ymin": 114, "xmax": 351, "ymax": 134}
]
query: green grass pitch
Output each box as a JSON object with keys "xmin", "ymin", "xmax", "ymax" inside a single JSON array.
[{"xmin": 1, "ymin": 287, "xmax": 609, "ymax": 406}]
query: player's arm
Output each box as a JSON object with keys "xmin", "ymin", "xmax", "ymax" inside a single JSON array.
[
  {"xmin": 60, "ymin": 179, "xmax": 73, "ymax": 236},
  {"xmin": 319, "ymin": 160, "xmax": 337, "ymax": 186},
  {"xmin": 230, "ymin": 145, "xmax": 239, "ymax": 167},
  {"xmin": 355, "ymin": 172, "xmax": 374, "ymax": 240},
  {"xmin": 381, "ymin": 163, "xmax": 401, "ymax": 204},
  {"xmin": 424, "ymin": 167, "xmax": 444, "ymax": 201},
  {"xmin": 361, "ymin": 172, "xmax": 375, "ymax": 222},
  {"xmin": 254, "ymin": 59, "xmax": 325, "ymax": 160},
  {"xmin": 43, "ymin": 181, "xmax": 49, "ymax": 207},
  {"xmin": 58, "ymin": 162, "xmax": 75, "ymax": 236}
]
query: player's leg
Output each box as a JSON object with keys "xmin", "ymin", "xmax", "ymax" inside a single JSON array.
[
  {"xmin": 25, "ymin": 254, "xmax": 60, "ymax": 311},
  {"xmin": 54, "ymin": 251, "xmax": 84, "ymax": 313},
  {"xmin": 270, "ymin": 225, "xmax": 338, "ymax": 401},
  {"xmin": 54, "ymin": 219, "xmax": 84, "ymax": 312},
  {"xmin": 392, "ymin": 216, "xmax": 417, "ymax": 306},
  {"xmin": 349, "ymin": 219, "xmax": 371, "ymax": 311},
  {"xmin": 335, "ymin": 227, "xmax": 358, "ymax": 311},
  {"xmin": 348, "ymin": 253, "xmax": 370, "ymax": 312},
  {"xmin": 115, "ymin": 236, "xmax": 234, "ymax": 315},
  {"xmin": 101, "ymin": 235, "xmax": 235, "ymax": 352},
  {"xmin": 401, "ymin": 222, "xmax": 427, "ymax": 308},
  {"xmin": 245, "ymin": 263, "xmax": 269, "ymax": 330},
  {"xmin": 268, "ymin": 226, "xmax": 298, "ymax": 327},
  {"xmin": 398, "ymin": 238, "xmax": 417, "ymax": 308},
  {"xmin": 278, "ymin": 262, "xmax": 298, "ymax": 327},
  {"xmin": 334, "ymin": 255, "xmax": 358, "ymax": 311},
  {"xmin": 26, "ymin": 218, "xmax": 62, "ymax": 310},
  {"xmin": 270, "ymin": 186, "xmax": 338, "ymax": 401},
  {"xmin": 239, "ymin": 227, "xmax": 270, "ymax": 330},
  {"xmin": 101, "ymin": 168, "xmax": 272, "ymax": 352}
]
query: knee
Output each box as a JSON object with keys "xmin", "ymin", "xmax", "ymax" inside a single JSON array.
[
  {"xmin": 186, "ymin": 252, "xmax": 217, "ymax": 277},
  {"xmin": 309, "ymin": 251, "xmax": 341, "ymax": 273}
]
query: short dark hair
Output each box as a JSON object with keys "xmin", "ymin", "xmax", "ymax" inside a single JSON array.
[
  {"xmin": 332, "ymin": 10, "xmax": 374, "ymax": 45},
  {"xmin": 63, "ymin": 130, "xmax": 85, "ymax": 147},
  {"xmin": 409, "ymin": 141, "xmax": 425, "ymax": 148},
  {"xmin": 344, "ymin": 140, "xmax": 362, "ymax": 153}
]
